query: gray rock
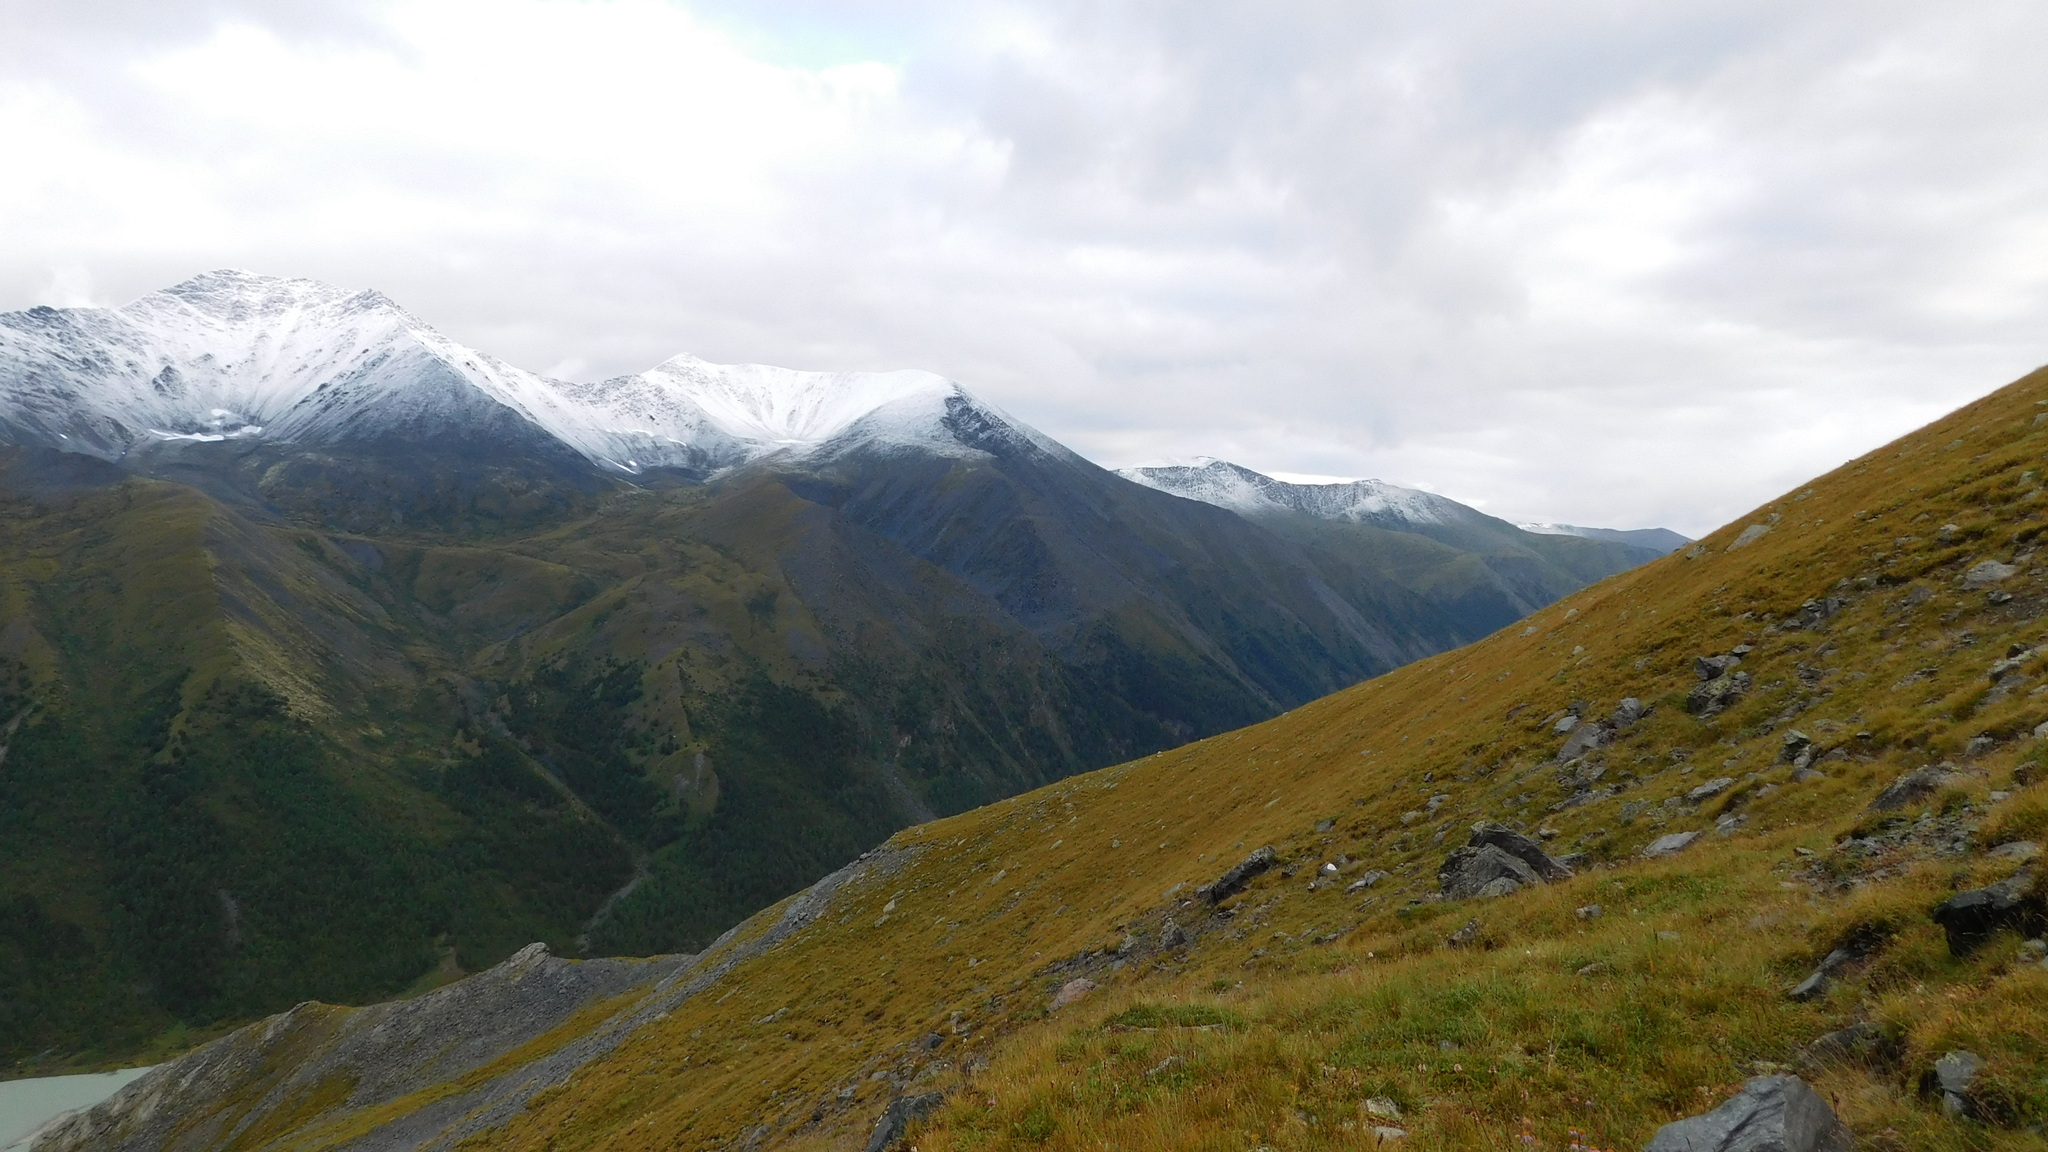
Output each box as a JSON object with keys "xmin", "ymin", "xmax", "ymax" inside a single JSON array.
[
  {"xmin": 1558, "ymin": 720, "xmax": 1610, "ymax": 761},
  {"xmin": 1931, "ymin": 869, "xmax": 2045, "ymax": 955},
  {"xmin": 1922, "ymin": 1050, "xmax": 1984, "ymax": 1120},
  {"xmin": 1868, "ymin": 764, "xmax": 1961, "ymax": 811},
  {"xmin": 1688, "ymin": 670, "xmax": 1752, "ymax": 716},
  {"xmin": 1804, "ymin": 1022, "xmax": 1894, "ymax": 1069},
  {"xmin": 864, "ymin": 1091, "xmax": 945, "ymax": 1152},
  {"xmin": 1476, "ymin": 877, "xmax": 1523, "ymax": 898},
  {"xmin": 1446, "ymin": 918, "xmax": 1482, "ymax": 948},
  {"xmin": 1576, "ymin": 904, "xmax": 1603, "ymax": 920},
  {"xmin": 1687, "ymin": 777, "xmax": 1737, "ymax": 804},
  {"xmin": 1780, "ymin": 731, "xmax": 1812, "ymax": 763},
  {"xmin": 1728, "ymin": 523, "xmax": 1772, "ymax": 550},
  {"xmin": 1159, "ymin": 919, "xmax": 1189, "ymax": 949},
  {"xmin": 1555, "ymin": 714, "xmax": 1581, "ymax": 734},
  {"xmin": 1963, "ymin": 560, "xmax": 2019, "ymax": 588},
  {"xmin": 1200, "ymin": 846, "xmax": 1277, "ymax": 904},
  {"xmin": 1965, "ymin": 735, "xmax": 1998, "ymax": 758},
  {"xmin": 1346, "ymin": 871, "xmax": 1388, "ymax": 893},
  {"xmin": 1469, "ymin": 823, "xmax": 1576, "ymax": 881},
  {"xmin": 1781, "ymin": 598, "xmax": 1846, "ymax": 631},
  {"xmin": 1642, "ymin": 831, "xmax": 1702, "ymax": 859},
  {"xmin": 1642, "ymin": 1074, "xmax": 1851, "ymax": 1152},
  {"xmin": 1438, "ymin": 843, "xmax": 1539, "ymax": 899},
  {"xmin": 1788, "ymin": 947, "xmax": 1862, "ymax": 1002},
  {"xmin": 1611, "ymin": 697, "xmax": 1645, "ymax": 728},
  {"xmin": 1050, "ymin": 978, "xmax": 1098, "ymax": 1011},
  {"xmin": 1989, "ymin": 648, "xmax": 2037, "ymax": 682},
  {"xmin": 1696, "ymin": 654, "xmax": 1744, "ymax": 681},
  {"xmin": 1555, "ymin": 852, "xmax": 1593, "ymax": 870}
]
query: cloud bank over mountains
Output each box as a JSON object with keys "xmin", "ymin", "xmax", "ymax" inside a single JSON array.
[{"xmin": 4, "ymin": 0, "xmax": 2046, "ymax": 534}]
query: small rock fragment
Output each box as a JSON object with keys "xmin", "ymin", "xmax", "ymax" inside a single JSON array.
[
  {"xmin": 1610, "ymin": 697, "xmax": 1645, "ymax": 728},
  {"xmin": 1781, "ymin": 731, "xmax": 1813, "ymax": 762},
  {"xmin": 1989, "ymin": 841, "xmax": 2041, "ymax": 863},
  {"xmin": 1642, "ymin": 1075, "xmax": 1851, "ymax": 1152},
  {"xmin": 1990, "ymin": 648, "xmax": 2037, "ymax": 682},
  {"xmin": 1369, "ymin": 1126, "xmax": 1408, "ymax": 1143},
  {"xmin": 1922, "ymin": 1050, "xmax": 1985, "ymax": 1120},
  {"xmin": 1963, "ymin": 560, "xmax": 2018, "ymax": 588},
  {"xmin": 1364, "ymin": 1097, "xmax": 1402, "ymax": 1120},
  {"xmin": 1804, "ymin": 1021, "xmax": 1894, "ymax": 1069},
  {"xmin": 1446, "ymin": 918, "xmax": 1482, "ymax": 948},
  {"xmin": 1642, "ymin": 831, "xmax": 1701, "ymax": 858},
  {"xmin": 1575, "ymin": 903, "xmax": 1603, "ymax": 920},
  {"xmin": 1868, "ymin": 764, "xmax": 1962, "ymax": 811},
  {"xmin": 1346, "ymin": 871, "xmax": 1387, "ymax": 893},
  {"xmin": 1049, "ymin": 978, "xmax": 1098, "ymax": 1011},
  {"xmin": 1159, "ymin": 919, "xmax": 1189, "ymax": 949},
  {"xmin": 1687, "ymin": 777, "xmax": 1736, "ymax": 803}
]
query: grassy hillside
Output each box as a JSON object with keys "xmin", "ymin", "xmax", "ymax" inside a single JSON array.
[
  {"xmin": 87, "ymin": 362, "xmax": 2048, "ymax": 1151},
  {"xmin": 0, "ymin": 425, "xmax": 1654, "ymax": 1072}
]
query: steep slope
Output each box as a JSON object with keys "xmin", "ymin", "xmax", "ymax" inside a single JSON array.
[{"xmin": 51, "ymin": 361, "xmax": 2048, "ymax": 1151}]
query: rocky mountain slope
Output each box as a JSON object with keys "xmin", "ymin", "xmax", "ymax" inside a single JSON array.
[
  {"xmin": 40, "ymin": 360, "xmax": 2048, "ymax": 1151},
  {"xmin": 1122, "ymin": 457, "xmax": 1679, "ymax": 636},
  {"xmin": 0, "ymin": 276, "xmax": 1662, "ymax": 1071}
]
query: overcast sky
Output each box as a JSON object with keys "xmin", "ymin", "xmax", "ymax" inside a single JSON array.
[{"xmin": 5, "ymin": 0, "xmax": 2047, "ymax": 534}]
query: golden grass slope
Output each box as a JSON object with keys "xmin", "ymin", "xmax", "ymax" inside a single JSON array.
[{"xmin": 122, "ymin": 366, "xmax": 2048, "ymax": 1150}]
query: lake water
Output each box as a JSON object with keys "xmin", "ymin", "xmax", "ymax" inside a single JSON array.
[{"xmin": 0, "ymin": 1068, "xmax": 155, "ymax": 1150}]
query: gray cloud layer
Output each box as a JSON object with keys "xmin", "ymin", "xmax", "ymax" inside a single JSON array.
[{"xmin": 4, "ymin": 0, "xmax": 2046, "ymax": 533}]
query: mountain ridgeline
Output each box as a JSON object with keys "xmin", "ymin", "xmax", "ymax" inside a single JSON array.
[{"xmin": 0, "ymin": 272, "xmax": 1666, "ymax": 1066}]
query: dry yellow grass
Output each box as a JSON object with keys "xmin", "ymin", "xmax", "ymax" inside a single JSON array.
[{"xmin": 184, "ymin": 364, "xmax": 2048, "ymax": 1150}]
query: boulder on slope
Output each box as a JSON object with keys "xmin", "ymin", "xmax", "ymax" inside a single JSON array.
[{"xmin": 1642, "ymin": 1075, "xmax": 1852, "ymax": 1152}]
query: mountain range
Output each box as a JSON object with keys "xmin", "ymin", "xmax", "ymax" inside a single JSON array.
[
  {"xmin": 26, "ymin": 344, "xmax": 2048, "ymax": 1152},
  {"xmin": 0, "ymin": 272, "xmax": 1672, "ymax": 1066}
]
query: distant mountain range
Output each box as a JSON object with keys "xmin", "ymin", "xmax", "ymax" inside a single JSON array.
[
  {"xmin": 0, "ymin": 273, "xmax": 1673, "ymax": 1065},
  {"xmin": 1517, "ymin": 521, "xmax": 1690, "ymax": 553}
]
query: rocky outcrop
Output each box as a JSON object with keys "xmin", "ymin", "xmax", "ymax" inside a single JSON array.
[
  {"xmin": 1688, "ymin": 651, "xmax": 1753, "ymax": 717},
  {"xmin": 1642, "ymin": 1075, "xmax": 1852, "ymax": 1152},
  {"xmin": 1200, "ymin": 846, "xmax": 1278, "ymax": 904},
  {"xmin": 33, "ymin": 842, "xmax": 923, "ymax": 1152},
  {"xmin": 30, "ymin": 944, "xmax": 690, "ymax": 1152},
  {"xmin": 1868, "ymin": 764, "xmax": 1964, "ymax": 811},
  {"xmin": 863, "ymin": 1092, "xmax": 944, "ymax": 1152},
  {"xmin": 1931, "ymin": 869, "xmax": 2044, "ymax": 955},
  {"xmin": 1439, "ymin": 825, "xmax": 1572, "ymax": 899}
]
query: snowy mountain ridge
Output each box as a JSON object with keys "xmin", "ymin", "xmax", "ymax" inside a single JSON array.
[
  {"xmin": 0, "ymin": 271, "xmax": 1053, "ymax": 475},
  {"xmin": 1121, "ymin": 457, "xmax": 1686, "ymax": 547},
  {"xmin": 1116, "ymin": 457, "xmax": 1475, "ymax": 528}
]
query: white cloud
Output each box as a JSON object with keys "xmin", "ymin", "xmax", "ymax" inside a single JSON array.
[{"xmin": 2, "ymin": 0, "xmax": 2046, "ymax": 535}]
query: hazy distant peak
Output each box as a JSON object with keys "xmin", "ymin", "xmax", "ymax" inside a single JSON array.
[{"xmin": 1516, "ymin": 523, "xmax": 1690, "ymax": 553}]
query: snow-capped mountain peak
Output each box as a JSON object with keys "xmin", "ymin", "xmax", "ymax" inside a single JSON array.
[{"xmin": 0, "ymin": 272, "xmax": 1045, "ymax": 476}]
